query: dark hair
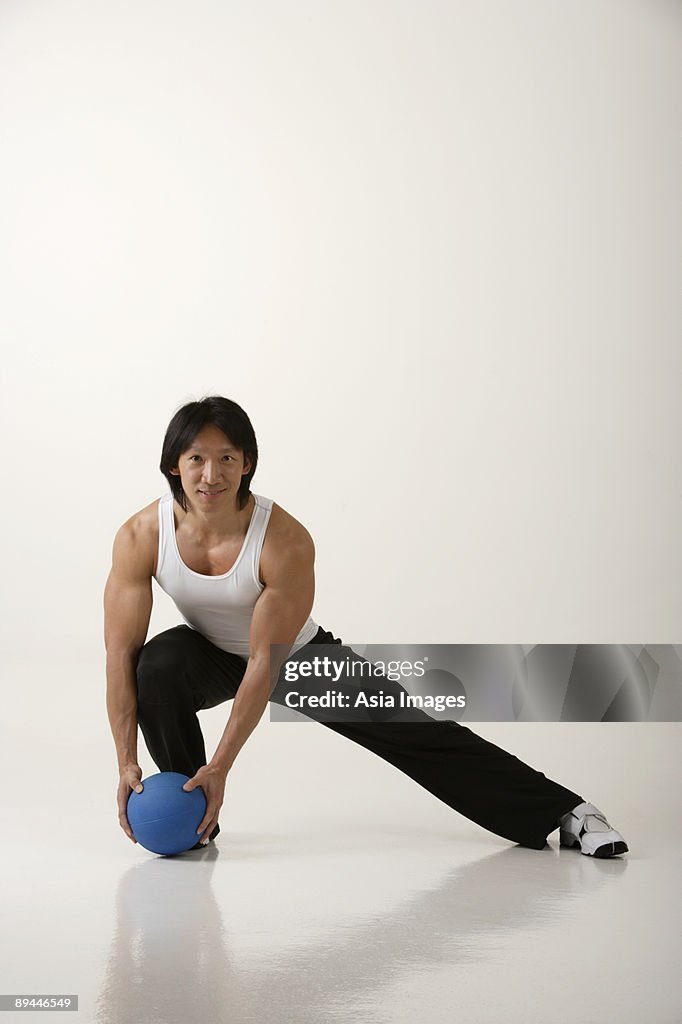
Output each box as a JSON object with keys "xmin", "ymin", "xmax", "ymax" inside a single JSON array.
[{"xmin": 159, "ymin": 396, "xmax": 258, "ymax": 512}]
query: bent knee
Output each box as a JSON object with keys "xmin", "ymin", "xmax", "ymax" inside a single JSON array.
[{"xmin": 136, "ymin": 628, "xmax": 192, "ymax": 703}]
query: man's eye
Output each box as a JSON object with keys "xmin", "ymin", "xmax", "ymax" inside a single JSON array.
[{"xmin": 189, "ymin": 455, "xmax": 233, "ymax": 461}]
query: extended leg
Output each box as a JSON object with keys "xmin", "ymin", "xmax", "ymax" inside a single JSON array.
[{"xmin": 283, "ymin": 628, "xmax": 584, "ymax": 850}]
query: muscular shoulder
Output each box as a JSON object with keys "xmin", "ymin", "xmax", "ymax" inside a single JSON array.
[
  {"xmin": 113, "ymin": 497, "xmax": 160, "ymax": 578},
  {"xmin": 260, "ymin": 501, "xmax": 315, "ymax": 584}
]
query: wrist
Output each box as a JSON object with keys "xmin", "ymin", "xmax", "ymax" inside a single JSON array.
[{"xmin": 208, "ymin": 756, "xmax": 231, "ymax": 777}]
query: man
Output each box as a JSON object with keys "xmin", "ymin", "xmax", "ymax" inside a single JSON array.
[{"xmin": 104, "ymin": 396, "xmax": 629, "ymax": 857}]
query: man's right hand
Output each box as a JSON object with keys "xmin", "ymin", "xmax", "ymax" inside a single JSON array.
[{"xmin": 117, "ymin": 764, "xmax": 144, "ymax": 843}]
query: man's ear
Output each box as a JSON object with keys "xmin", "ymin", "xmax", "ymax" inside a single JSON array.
[
  {"xmin": 170, "ymin": 467, "xmax": 179, "ymax": 476},
  {"xmin": 242, "ymin": 455, "xmax": 253, "ymax": 475}
]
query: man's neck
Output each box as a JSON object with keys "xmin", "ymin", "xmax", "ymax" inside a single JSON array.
[{"xmin": 181, "ymin": 493, "xmax": 253, "ymax": 544}]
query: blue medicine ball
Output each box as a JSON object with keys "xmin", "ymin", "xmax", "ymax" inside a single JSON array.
[{"xmin": 127, "ymin": 772, "xmax": 207, "ymax": 855}]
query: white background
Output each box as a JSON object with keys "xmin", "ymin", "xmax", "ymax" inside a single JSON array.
[{"xmin": 0, "ymin": 3, "xmax": 680, "ymax": 1021}]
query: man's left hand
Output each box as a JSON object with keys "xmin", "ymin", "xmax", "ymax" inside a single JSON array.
[{"xmin": 183, "ymin": 763, "xmax": 228, "ymax": 844}]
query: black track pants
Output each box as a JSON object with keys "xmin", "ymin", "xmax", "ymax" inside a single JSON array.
[{"xmin": 135, "ymin": 625, "xmax": 584, "ymax": 850}]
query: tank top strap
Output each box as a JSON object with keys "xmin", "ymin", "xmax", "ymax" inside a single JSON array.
[
  {"xmin": 247, "ymin": 494, "xmax": 273, "ymax": 587},
  {"xmin": 154, "ymin": 490, "xmax": 174, "ymax": 580}
]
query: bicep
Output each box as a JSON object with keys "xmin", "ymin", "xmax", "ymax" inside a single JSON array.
[
  {"xmin": 249, "ymin": 540, "xmax": 315, "ymax": 657},
  {"xmin": 104, "ymin": 525, "xmax": 153, "ymax": 658}
]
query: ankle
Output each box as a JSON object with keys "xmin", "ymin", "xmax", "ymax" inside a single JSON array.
[{"xmin": 558, "ymin": 800, "xmax": 589, "ymax": 825}]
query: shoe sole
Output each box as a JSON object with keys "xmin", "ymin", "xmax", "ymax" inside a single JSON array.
[
  {"xmin": 560, "ymin": 834, "xmax": 629, "ymax": 857},
  {"xmin": 593, "ymin": 840, "xmax": 629, "ymax": 858}
]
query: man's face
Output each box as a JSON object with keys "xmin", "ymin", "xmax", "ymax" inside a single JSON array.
[{"xmin": 170, "ymin": 423, "xmax": 252, "ymax": 508}]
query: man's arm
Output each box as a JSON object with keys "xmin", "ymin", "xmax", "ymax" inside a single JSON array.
[
  {"xmin": 183, "ymin": 517, "xmax": 315, "ymax": 843},
  {"xmin": 103, "ymin": 518, "xmax": 154, "ymax": 841}
]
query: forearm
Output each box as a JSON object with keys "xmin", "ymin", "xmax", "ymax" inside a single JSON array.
[
  {"xmin": 210, "ymin": 654, "xmax": 276, "ymax": 773},
  {"xmin": 106, "ymin": 651, "xmax": 140, "ymax": 769}
]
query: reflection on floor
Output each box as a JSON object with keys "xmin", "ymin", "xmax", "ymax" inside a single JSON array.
[{"xmin": 2, "ymin": 722, "xmax": 680, "ymax": 1024}]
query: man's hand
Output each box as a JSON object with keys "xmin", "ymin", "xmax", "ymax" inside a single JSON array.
[
  {"xmin": 183, "ymin": 763, "xmax": 227, "ymax": 844},
  {"xmin": 117, "ymin": 763, "xmax": 143, "ymax": 843}
]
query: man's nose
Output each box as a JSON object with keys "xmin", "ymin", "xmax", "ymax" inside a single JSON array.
[{"xmin": 201, "ymin": 462, "xmax": 223, "ymax": 482}]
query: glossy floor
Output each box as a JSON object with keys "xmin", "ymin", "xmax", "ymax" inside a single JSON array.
[{"xmin": 2, "ymin": 718, "xmax": 680, "ymax": 1024}]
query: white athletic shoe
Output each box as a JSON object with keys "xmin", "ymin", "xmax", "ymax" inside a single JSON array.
[{"xmin": 558, "ymin": 801, "xmax": 629, "ymax": 858}]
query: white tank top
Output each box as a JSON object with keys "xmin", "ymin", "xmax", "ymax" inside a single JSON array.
[{"xmin": 153, "ymin": 490, "xmax": 319, "ymax": 659}]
